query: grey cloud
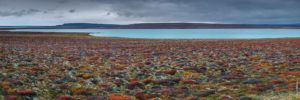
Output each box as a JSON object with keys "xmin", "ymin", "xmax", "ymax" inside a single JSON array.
[
  {"xmin": 57, "ymin": 0, "xmax": 70, "ymax": 4},
  {"xmin": 55, "ymin": 15, "xmax": 64, "ymax": 18},
  {"xmin": 1, "ymin": 0, "xmax": 300, "ymax": 25},
  {"xmin": 86, "ymin": 0, "xmax": 300, "ymax": 24},
  {"xmin": 106, "ymin": 12, "xmax": 111, "ymax": 16},
  {"xmin": 0, "ymin": 9, "xmax": 41, "ymax": 17},
  {"xmin": 69, "ymin": 9, "xmax": 76, "ymax": 13}
]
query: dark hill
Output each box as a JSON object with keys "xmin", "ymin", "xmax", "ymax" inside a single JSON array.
[{"xmin": 56, "ymin": 23, "xmax": 120, "ymax": 27}]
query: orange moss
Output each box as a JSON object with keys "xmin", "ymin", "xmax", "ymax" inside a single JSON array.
[
  {"xmin": 82, "ymin": 73, "xmax": 93, "ymax": 79},
  {"xmin": 109, "ymin": 93, "xmax": 133, "ymax": 100},
  {"xmin": 251, "ymin": 56, "xmax": 261, "ymax": 61}
]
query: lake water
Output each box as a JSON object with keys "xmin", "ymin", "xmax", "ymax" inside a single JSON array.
[{"xmin": 9, "ymin": 29, "xmax": 300, "ymax": 39}]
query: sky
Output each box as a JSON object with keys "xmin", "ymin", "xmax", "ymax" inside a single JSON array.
[{"xmin": 0, "ymin": 0, "xmax": 300, "ymax": 26}]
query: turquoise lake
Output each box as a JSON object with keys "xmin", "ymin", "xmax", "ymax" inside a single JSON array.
[{"xmin": 9, "ymin": 29, "xmax": 300, "ymax": 39}]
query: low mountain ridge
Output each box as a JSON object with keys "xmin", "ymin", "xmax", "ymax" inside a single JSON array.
[{"xmin": 55, "ymin": 23, "xmax": 300, "ymax": 29}]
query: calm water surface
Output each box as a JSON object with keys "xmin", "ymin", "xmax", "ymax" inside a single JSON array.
[{"xmin": 9, "ymin": 29, "xmax": 300, "ymax": 39}]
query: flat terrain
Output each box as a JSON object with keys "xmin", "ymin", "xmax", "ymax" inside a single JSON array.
[{"xmin": 0, "ymin": 31, "xmax": 299, "ymax": 100}]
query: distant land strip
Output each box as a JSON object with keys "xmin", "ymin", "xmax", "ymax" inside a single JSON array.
[{"xmin": 1, "ymin": 23, "xmax": 300, "ymax": 29}]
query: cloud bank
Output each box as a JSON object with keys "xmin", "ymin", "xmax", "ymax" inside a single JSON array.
[{"xmin": 0, "ymin": 0, "xmax": 299, "ymax": 25}]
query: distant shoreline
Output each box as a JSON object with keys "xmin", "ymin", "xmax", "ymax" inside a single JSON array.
[{"xmin": 1, "ymin": 23, "xmax": 300, "ymax": 29}]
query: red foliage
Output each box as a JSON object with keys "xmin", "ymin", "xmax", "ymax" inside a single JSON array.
[
  {"xmin": 223, "ymin": 75, "xmax": 235, "ymax": 80},
  {"xmin": 143, "ymin": 76, "xmax": 153, "ymax": 83},
  {"xmin": 109, "ymin": 93, "xmax": 132, "ymax": 100},
  {"xmin": 164, "ymin": 68, "xmax": 177, "ymax": 75},
  {"xmin": 182, "ymin": 79, "xmax": 196, "ymax": 84},
  {"xmin": 5, "ymin": 95, "xmax": 18, "ymax": 100},
  {"xmin": 56, "ymin": 95, "xmax": 73, "ymax": 100},
  {"xmin": 247, "ymin": 86, "xmax": 262, "ymax": 93},
  {"xmin": 18, "ymin": 89, "xmax": 36, "ymax": 96},
  {"xmin": 88, "ymin": 56, "xmax": 99, "ymax": 60},
  {"xmin": 269, "ymin": 80, "xmax": 284, "ymax": 84}
]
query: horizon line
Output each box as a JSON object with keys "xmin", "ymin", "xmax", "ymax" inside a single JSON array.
[{"xmin": 1, "ymin": 22, "xmax": 300, "ymax": 27}]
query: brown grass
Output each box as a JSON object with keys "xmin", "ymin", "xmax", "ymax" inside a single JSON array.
[{"xmin": 248, "ymin": 92, "xmax": 299, "ymax": 100}]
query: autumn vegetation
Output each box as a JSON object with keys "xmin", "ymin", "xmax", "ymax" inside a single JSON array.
[{"xmin": 0, "ymin": 31, "xmax": 299, "ymax": 100}]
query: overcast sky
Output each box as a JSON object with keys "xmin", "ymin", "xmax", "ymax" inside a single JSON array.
[{"xmin": 0, "ymin": 0, "xmax": 300, "ymax": 25}]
